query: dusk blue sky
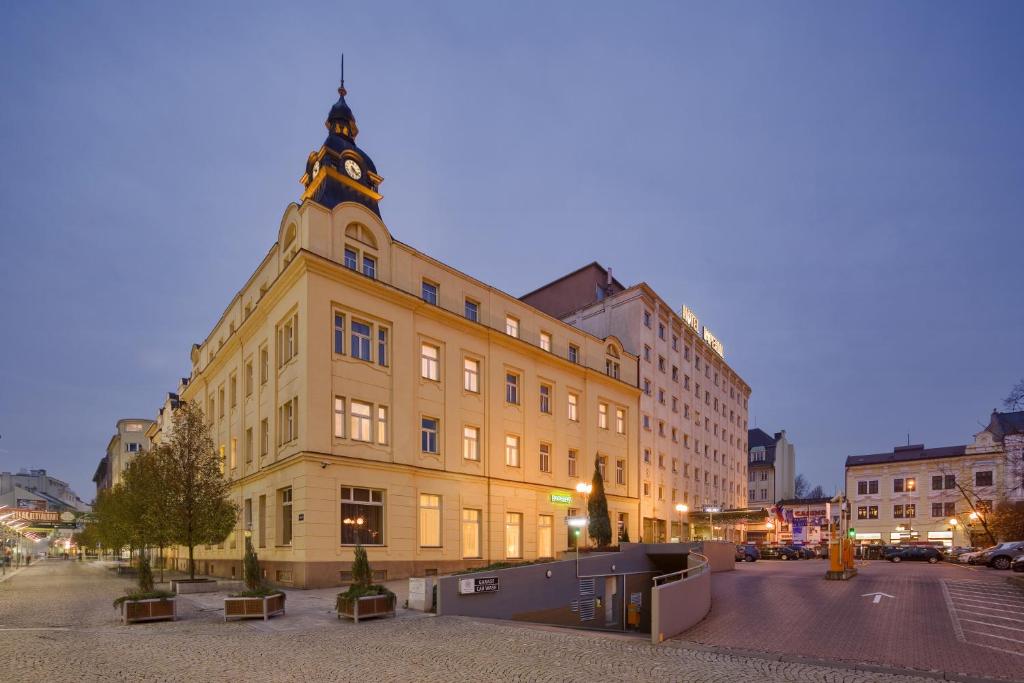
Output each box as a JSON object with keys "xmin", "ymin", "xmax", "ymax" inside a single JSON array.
[{"xmin": 1, "ymin": 3, "xmax": 1022, "ymax": 501}]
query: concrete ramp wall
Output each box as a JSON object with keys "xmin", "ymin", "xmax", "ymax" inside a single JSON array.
[{"xmin": 650, "ymin": 553, "xmax": 712, "ymax": 644}]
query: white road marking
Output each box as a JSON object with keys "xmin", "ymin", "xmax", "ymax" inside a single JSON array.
[
  {"xmin": 960, "ymin": 619, "xmax": 1024, "ymax": 634},
  {"xmin": 943, "ymin": 579, "xmax": 1024, "ymax": 657},
  {"xmin": 860, "ymin": 592, "xmax": 894, "ymax": 604}
]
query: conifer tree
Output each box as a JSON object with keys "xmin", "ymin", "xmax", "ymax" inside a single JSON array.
[{"xmin": 588, "ymin": 455, "xmax": 612, "ymax": 547}]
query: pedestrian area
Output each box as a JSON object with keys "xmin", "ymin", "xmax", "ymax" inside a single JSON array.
[
  {"xmin": 942, "ymin": 578, "xmax": 1024, "ymax": 657},
  {"xmin": 0, "ymin": 559, "xmax": 1008, "ymax": 683}
]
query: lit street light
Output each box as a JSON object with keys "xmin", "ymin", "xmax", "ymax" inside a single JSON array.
[
  {"xmin": 575, "ymin": 482, "xmax": 592, "ymax": 548},
  {"xmin": 674, "ymin": 503, "xmax": 688, "ymax": 542}
]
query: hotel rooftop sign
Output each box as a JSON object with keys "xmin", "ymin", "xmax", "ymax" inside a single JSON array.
[{"xmin": 681, "ymin": 305, "xmax": 725, "ymax": 359}]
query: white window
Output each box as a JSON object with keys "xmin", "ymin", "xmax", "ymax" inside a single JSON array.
[
  {"xmin": 421, "ymin": 344, "xmax": 439, "ymax": 380},
  {"xmin": 422, "ymin": 280, "xmax": 438, "ymax": 305},
  {"xmin": 505, "ymin": 372, "xmax": 520, "ymax": 404},
  {"xmin": 616, "ymin": 459, "xmax": 625, "ymax": 485},
  {"xmin": 463, "ymin": 358, "xmax": 480, "ymax": 392},
  {"xmin": 505, "ymin": 315, "xmax": 519, "ymax": 338},
  {"xmin": 539, "ymin": 331, "xmax": 552, "ymax": 351},
  {"xmin": 340, "ymin": 486, "xmax": 384, "ymax": 545},
  {"xmin": 568, "ymin": 449, "xmax": 578, "ymax": 477},
  {"xmin": 333, "ymin": 396, "xmax": 345, "ymax": 438},
  {"xmin": 615, "ymin": 407, "xmax": 625, "ymax": 434},
  {"xmin": 377, "ymin": 405, "xmax": 388, "ymax": 445},
  {"xmin": 539, "ymin": 384, "xmax": 551, "ymax": 414},
  {"xmin": 505, "ymin": 435, "xmax": 520, "ymax": 467},
  {"xmin": 598, "ymin": 403, "xmax": 608, "ymax": 429},
  {"xmin": 568, "ymin": 344, "xmax": 579, "ymax": 363},
  {"xmin": 350, "ymin": 401, "xmax": 372, "ymax": 441},
  {"xmin": 260, "ymin": 418, "xmax": 269, "ymax": 456},
  {"xmin": 462, "ymin": 509, "xmax": 482, "ymax": 558},
  {"xmin": 506, "ymin": 512, "xmax": 523, "ymax": 559},
  {"xmin": 333, "ymin": 313, "xmax": 345, "ymax": 354},
  {"xmin": 421, "ymin": 418, "xmax": 439, "ymax": 453},
  {"xmin": 278, "ymin": 397, "xmax": 297, "ymax": 444},
  {"xmin": 539, "ymin": 443, "xmax": 551, "ymax": 473},
  {"xmin": 568, "ymin": 393, "xmax": 579, "ymax": 421},
  {"xmin": 538, "ymin": 514, "xmax": 553, "ymax": 558},
  {"xmin": 351, "ymin": 320, "xmax": 371, "ymax": 361},
  {"xmin": 419, "ymin": 494, "xmax": 441, "ymax": 548},
  {"xmin": 463, "ymin": 426, "xmax": 480, "ymax": 461}
]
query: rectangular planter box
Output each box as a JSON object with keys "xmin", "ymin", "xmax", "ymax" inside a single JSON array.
[
  {"xmin": 224, "ymin": 594, "xmax": 286, "ymax": 621},
  {"xmin": 172, "ymin": 579, "xmax": 220, "ymax": 594},
  {"xmin": 338, "ymin": 594, "xmax": 396, "ymax": 623},
  {"xmin": 121, "ymin": 598, "xmax": 177, "ymax": 624}
]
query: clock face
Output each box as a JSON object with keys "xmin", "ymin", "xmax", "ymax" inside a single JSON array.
[
  {"xmin": 311, "ymin": 160, "xmax": 321, "ymax": 179},
  {"xmin": 344, "ymin": 159, "xmax": 362, "ymax": 180}
]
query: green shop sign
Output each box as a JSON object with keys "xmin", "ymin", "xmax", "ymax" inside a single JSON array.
[{"xmin": 550, "ymin": 492, "xmax": 573, "ymax": 505}]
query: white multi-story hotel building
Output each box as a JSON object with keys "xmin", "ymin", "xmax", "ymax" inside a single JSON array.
[{"xmin": 522, "ymin": 263, "xmax": 751, "ymax": 541}]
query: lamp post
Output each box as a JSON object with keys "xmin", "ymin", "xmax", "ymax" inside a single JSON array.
[
  {"xmin": 948, "ymin": 518, "xmax": 958, "ymax": 547},
  {"xmin": 675, "ymin": 504, "xmax": 689, "ymax": 542},
  {"xmin": 575, "ymin": 482, "xmax": 592, "ymax": 548}
]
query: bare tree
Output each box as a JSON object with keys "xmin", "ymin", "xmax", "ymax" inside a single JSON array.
[
  {"xmin": 1005, "ymin": 379, "xmax": 1024, "ymax": 411},
  {"xmin": 794, "ymin": 474, "xmax": 809, "ymax": 499}
]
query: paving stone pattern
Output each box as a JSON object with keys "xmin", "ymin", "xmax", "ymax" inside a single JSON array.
[{"xmin": 0, "ymin": 560, "xmax": 985, "ymax": 683}]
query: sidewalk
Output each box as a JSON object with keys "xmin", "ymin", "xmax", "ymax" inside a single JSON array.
[{"xmin": 0, "ymin": 558, "xmax": 42, "ymax": 584}]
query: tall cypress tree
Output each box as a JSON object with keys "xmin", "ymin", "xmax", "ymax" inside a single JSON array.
[{"xmin": 588, "ymin": 455, "xmax": 612, "ymax": 547}]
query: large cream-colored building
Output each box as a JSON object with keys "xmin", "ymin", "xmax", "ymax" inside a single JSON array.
[
  {"xmin": 169, "ymin": 79, "xmax": 640, "ymax": 587},
  {"xmin": 522, "ymin": 264, "xmax": 751, "ymax": 542},
  {"xmin": 845, "ymin": 410, "xmax": 1024, "ymax": 548}
]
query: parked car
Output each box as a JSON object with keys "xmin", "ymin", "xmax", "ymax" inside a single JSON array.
[
  {"xmin": 948, "ymin": 546, "xmax": 978, "ymax": 560},
  {"xmin": 735, "ymin": 544, "xmax": 759, "ymax": 562},
  {"xmin": 1011, "ymin": 554, "xmax": 1024, "ymax": 573},
  {"xmin": 887, "ymin": 546, "xmax": 943, "ymax": 563},
  {"xmin": 787, "ymin": 545, "xmax": 817, "ymax": 559},
  {"xmin": 759, "ymin": 545, "xmax": 801, "ymax": 560},
  {"xmin": 980, "ymin": 541, "xmax": 1024, "ymax": 570},
  {"xmin": 959, "ymin": 546, "xmax": 996, "ymax": 564}
]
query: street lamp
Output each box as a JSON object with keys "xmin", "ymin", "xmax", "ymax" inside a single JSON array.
[{"xmin": 675, "ymin": 504, "xmax": 689, "ymax": 542}]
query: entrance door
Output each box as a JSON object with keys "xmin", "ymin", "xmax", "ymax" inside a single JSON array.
[{"xmin": 605, "ymin": 576, "xmax": 616, "ymax": 625}]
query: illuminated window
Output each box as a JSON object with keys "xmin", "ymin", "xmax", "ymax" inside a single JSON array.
[
  {"xmin": 463, "ymin": 426, "xmax": 480, "ymax": 461},
  {"xmin": 421, "ymin": 344, "xmax": 439, "ymax": 380},
  {"xmin": 462, "ymin": 509, "xmax": 481, "ymax": 558},
  {"xmin": 505, "ymin": 316, "xmax": 519, "ymax": 338},
  {"xmin": 340, "ymin": 486, "xmax": 383, "ymax": 545},
  {"xmin": 598, "ymin": 403, "xmax": 608, "ymax": 429},
  {"xmin": 463, "ymin": 358, "xmax": 479, "ymax": 392},
  {"xmin": 377, "ymin": 406, "xmax": 388, "ymax": 445},
  {"xmin": 505, "ymin": 435, "xmax": 520, "ymax": 467},
  {"xmin": 540, "ymin": 331, "xmax": 552, "ymax": 352},
  {"xmin": 538, "ymin": 514, "xmax": 553, "ymax": 558},
  {"xmin": 419, "ymin": 494, "xmax": 442, "ymax": 547},
  {"xmin": 505, "ymin": 512, "xmax": 523, "ymax": 559},
  {"xmin": 568, "ymin": 393, "xmax": 579, "ymax": 421},
  {"xmin": 615, "ymin": 407, "xmax": 625, "ymax": 434},
  {"xmin": 539, "ymin": 443, "xmax": 551, "ymax": 473}
]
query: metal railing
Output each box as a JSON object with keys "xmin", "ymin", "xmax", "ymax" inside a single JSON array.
[{"xmin": 652, "ymin": 552, "xmax": 709, "ymax": 586}]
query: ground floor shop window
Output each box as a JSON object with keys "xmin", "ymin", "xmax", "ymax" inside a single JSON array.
[
  {"xmin": 538, "ymin": 514, "xmax": 553, "ymax": 558},
  {"xmin": 462, "ymin": 509, "xmax": 481, "ymax": 558},
  {"xmin": 419, "ymin": 493, "xmax": 442, "ymax": 547},
  {"xmin": 341, "ymin": 486, "xmax": 384, "ymax": 545},
  {"xmin": 506, "ymin": 512, "xmax": 523, "ymax": 559},
  {"xmin": 277, "ymin": 487, "xmax": 292, "ymax": 545}
]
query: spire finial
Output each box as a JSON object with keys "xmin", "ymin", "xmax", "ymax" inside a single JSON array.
[{"xmin": 339, "ymin": 53, "xmax": 346, "ymax": 97}]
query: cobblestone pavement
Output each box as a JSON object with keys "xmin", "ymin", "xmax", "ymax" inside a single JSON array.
[
  {"xmin": 678, "ymin": 559, "xmax": 1023, "ymax": 681},
  {"xmin": 0, "ymin": 559, "xmax": 998, "ymax": 683}
]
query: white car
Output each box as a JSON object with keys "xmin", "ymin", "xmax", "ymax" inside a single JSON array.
[{"xmin": 958, "ymin": 547, "xmax": 994, "ymax": 564}]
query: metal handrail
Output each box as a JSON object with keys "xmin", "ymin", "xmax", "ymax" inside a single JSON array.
[{"xmin": 652, "ymin": 552, "xmax": 709, "ymax": 586}]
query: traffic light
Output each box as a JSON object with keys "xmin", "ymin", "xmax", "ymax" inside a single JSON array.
[{"xmin": 847, "ymin": 527, "xmax": 856, "ymax": 539}]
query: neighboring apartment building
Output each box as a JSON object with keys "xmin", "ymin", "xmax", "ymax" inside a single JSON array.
[
  {"xmin": 521, "ymin": 263, "xmax": 751, "ymax": 542},
  {"xmin": 167, "ymin": 78, "xmax": 641, "ymax": 587},
  {"xmin": 744, "ymin": 428, "xmax": 796, "ymax": 543},
  {"xmin": 747, "ymin": 428, "xmax": 796, "ymax": 506},
  {"xmin": 0, "ymin": 469, "xmax": 90, "ymax": 513},
  {"xmin": 92, "ymin": 419, "xmax": 155, "ymax": 495},
  {"xmin": 845, "ymin": 409, "xmax": 1024, "ymax": 548}
]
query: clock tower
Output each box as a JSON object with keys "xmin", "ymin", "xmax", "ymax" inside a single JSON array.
[{"xmin": 300, "ymin": 64, "xmax": 383, "ymax": 216}]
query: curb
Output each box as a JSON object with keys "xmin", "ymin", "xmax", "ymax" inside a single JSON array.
[{"xmin": 671, "ymin": 641, "xmax": 1016, "ymax": 683}]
